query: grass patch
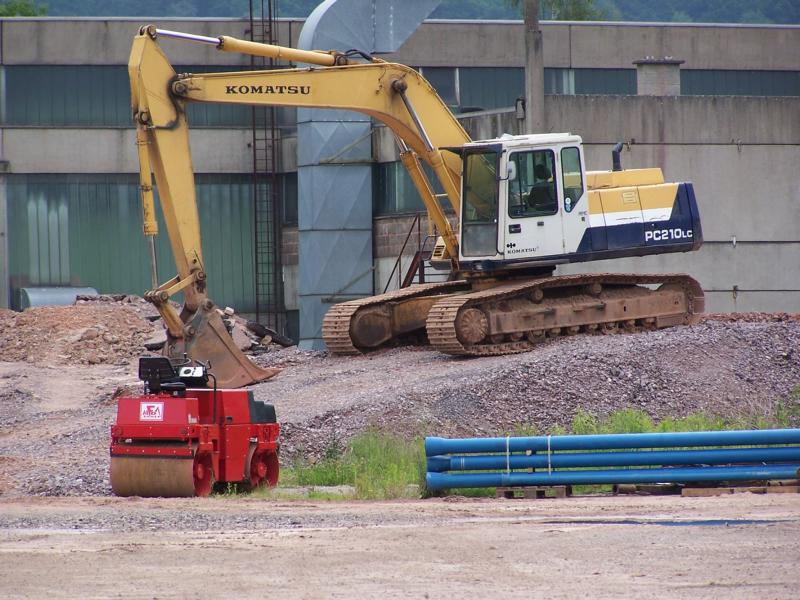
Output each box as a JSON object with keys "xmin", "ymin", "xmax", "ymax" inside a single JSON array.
[{"xmin": 277, "ymin": 429, "xmax": 425, "ymax": 500}]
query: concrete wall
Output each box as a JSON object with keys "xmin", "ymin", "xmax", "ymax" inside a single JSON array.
[
  {"xmin": 1, "ymin": 128, "xmax": 289, "ymax": 174},
  {"xmin": 0, "ymin": 18, "xmax": 304, "ymax": 65},
  {"xmin": 3, "ymin": 18, "xmax": 798, "ymax": 70},
  {"xmin": 392, "ymin": 21, "xmax": 800, "ymax": 69}
]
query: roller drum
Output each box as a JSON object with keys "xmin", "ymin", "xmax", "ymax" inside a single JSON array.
[{"xmin": 110, "ymin": 456, "xmax": 197, "ymax": 497}]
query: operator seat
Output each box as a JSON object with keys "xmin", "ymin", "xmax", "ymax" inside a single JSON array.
[{"xmin": 527, "ymin": 164, "xmax": 556, "ymax": 213}]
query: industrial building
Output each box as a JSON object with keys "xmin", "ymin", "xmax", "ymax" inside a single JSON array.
[{"xmin": 0, "ymin": 16, "xmax": 798, "ymax": 345}]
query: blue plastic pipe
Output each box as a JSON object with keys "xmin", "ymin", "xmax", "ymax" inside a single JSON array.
[
  {"xmin": 425, "ymin": 464, "xmax": 800, "ymax": 490},
  {"xmin": 425, "ymin": 429, "xmax": 800, "ymax": 456},
  {"xmin": 426, "ymin": 446, "xmax": 800, "ymax": 473}
]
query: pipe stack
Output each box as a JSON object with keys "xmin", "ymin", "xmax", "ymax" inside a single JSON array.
[{"xmin": 425, "ymin": 429, "xmax": 800, "ymax": 491}]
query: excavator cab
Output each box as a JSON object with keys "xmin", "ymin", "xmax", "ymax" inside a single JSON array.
[
  {"xmin": 458, "ymin": 133, "xmax": 701, "ymax": 273},
  {"xmin": 459, "ymin": 134, "xmax": 585, "ymax": 269}
]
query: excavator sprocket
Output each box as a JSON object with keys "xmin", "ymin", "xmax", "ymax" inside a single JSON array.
[
  {"xmin": 426, "ymin": 273, "xmax": 704, "ymax": 356},
  {"xmin": 322, "ymin": 281, "xmax": 471, "ymax": 355}
]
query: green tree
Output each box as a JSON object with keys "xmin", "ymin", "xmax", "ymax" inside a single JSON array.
[
  {"xmin": 506, "ymin": 0, "xmax": 605, "ymax": 20},
  {"xmin": 544, "ymin": 0, "xmax": 605, "ymax": 19},
  {"xmin": 0, "ymin": 0, "xmax": 46, "ymax": 15}
]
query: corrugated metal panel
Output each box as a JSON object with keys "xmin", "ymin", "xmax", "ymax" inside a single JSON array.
[
  {"xmin": 7, "ymin": 174, "xmax": 260, "ymax": 312},
  {"xmin": 681, "ymin": 70, "xmax": 800, "ymax": 96}
]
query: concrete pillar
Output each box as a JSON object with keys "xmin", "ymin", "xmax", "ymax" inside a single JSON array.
[
  {"xmin": 523, "ymin": 0, "xmax": 545, "ymax": 134},
  {"xmin": 0, "ymin": 173, "xmax": 7, "ymax": 309},
  {"xmin": 633, "ymin": 57, "xmax": 684, "ymax": 96}
]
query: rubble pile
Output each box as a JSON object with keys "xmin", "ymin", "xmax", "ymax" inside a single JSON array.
[
  {"xmin": 0, "ymin": 295, "xmax": 296, "ymax": 368},
  {"xmin": 0, "ymin": 299, "xmax": 157, "ymax": 366}
]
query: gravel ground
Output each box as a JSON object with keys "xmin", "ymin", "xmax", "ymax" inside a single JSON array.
[
  {"xmin": 0, "ymin": 315, "xmax": 798, "ymax": 497},
  {"xmin": 254, "ymin": 316, "xmax": 800, "ymax": 458}
]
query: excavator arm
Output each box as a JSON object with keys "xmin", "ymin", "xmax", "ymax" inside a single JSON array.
[{"xmin": 128, "ymin": 26, "xmax": 471, "ymax": 386}]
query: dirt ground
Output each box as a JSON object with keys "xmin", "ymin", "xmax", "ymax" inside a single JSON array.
[
  {"xmin": 0, "ymin": 493, "xmax": 798, "ymax": 599},
  {"xmin": 1, "ymin": 303, "xmax": 798, "ymax": 597}
]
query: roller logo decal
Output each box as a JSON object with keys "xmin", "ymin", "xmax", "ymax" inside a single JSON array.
[
  {"xmin": 225, "ymin": 85, "xmax": 310, "ymax": 95},
  {"xmin": 140, "ymin": 402, "xmax": 164, "ymax": 422},
  {"xmin": 645, "ymin": 228, "xmax": 692, "ymax": 242}
]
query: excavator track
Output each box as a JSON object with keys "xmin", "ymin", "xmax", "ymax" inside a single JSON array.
[
  {"xmin": 427, "ymin": 273, "xmax": 704, "ymax": 356},
  {"xmin": 322, "ymin": 280, "xmax": 471, "ymax": 355}
]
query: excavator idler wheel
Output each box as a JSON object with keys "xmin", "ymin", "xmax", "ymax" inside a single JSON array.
[
  {"xmin": 349, "ymin": 305, "xmax": 393, "ymax": 349},
  {"xmin": 455, "ymin": 308, "xmax": 489, "ymax": 345}
]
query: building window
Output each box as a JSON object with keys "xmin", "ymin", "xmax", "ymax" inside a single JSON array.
[
  {"xmin": 1, "ymin": 64, "xmax": 296, "ymax": 128},
  {"xmin": 419, "ymin": 66, "xmax": 638, "ymax": 114},
  {"xmin": 572, "ymin": 69, "xmax": 637, "ymax": 95},
  {"xmin": 282, "ymin": 172, "xmax": 298, "ymax": 225},
  {"xmin": 681, "ymin": 70, "xmax": 800, "ymax": 96},
  {"xmin": 373, "ymin": 161, "xmax": 446, "ymax": 216},
  {"xmin": 419, "ymin": 67, "xmax": 458, "ymax": 106},
  {"xmin": 459, "ymin": 67, "xmax": 525, "ymax": 111}
]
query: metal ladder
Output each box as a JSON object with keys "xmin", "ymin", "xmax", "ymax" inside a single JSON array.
[{"xmin": 249, "ymin": 0, "xmax": 286, "ymax": 333}]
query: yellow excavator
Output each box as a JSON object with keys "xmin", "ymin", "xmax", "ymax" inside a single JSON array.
[{"xmin": 130, "ymin": 26, "xmax": 704, "ymax": 388}]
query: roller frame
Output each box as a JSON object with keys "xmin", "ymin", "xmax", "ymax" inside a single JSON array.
[{"xmin": 110, "ymin": 389, "xmax": 279, "ymax": 497}]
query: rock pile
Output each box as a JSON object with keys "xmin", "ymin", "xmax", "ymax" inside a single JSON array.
[{"xmin": 0, "ymin": 301, "xmax": 157, "ymax": 366}]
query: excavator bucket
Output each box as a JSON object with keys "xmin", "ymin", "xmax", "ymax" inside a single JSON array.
[{"xmin": 163, "ymin": 302, "xmax": 278, "ymax": 388}]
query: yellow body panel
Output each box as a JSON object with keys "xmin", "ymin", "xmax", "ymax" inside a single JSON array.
[
  {"xmin": 588, "ymin": 182, "xmax": 678, "ymax": 215},
  {"xmin": 586, "ymin": 168, "xmax": 664, "ymax": 190},
  {"xmin": 639, "ymin": 183, "xmax": 680, "ymax": 211}
]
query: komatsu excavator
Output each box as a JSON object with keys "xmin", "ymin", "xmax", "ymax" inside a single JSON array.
[{"xmin": 130, "ymin": 26, "xmax": 704, "ymax": 387}]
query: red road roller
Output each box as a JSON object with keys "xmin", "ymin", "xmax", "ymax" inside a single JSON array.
[{"xmin": 110, "ymin": 357, "xmax": 280, "ymax": 497}]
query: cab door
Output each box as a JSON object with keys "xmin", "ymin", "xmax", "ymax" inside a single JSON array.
[
  {"xmin": 503, "ymin": 148, "xmax": 564, "ymax": 260},
  {"xmin": 559, "ymin": 145, "xmax": 591, "ymax": 253}
]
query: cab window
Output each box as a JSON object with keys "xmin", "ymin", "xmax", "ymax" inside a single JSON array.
[
  {"xmin": 507, "ymin": 149, "xmax": 557, "ymax": 218},
  {"xmin": 561, "ymin": 146, "xmax": 584, "ymax": 212}
]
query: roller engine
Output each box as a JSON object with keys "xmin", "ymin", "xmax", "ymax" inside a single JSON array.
[{"xmin": 110, "ymin": 357, "xmax": 280, "ymax": 497}]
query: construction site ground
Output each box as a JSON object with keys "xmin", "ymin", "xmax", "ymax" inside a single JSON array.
[
  {"xmin": 1, "ymin": 300, "xmax": 799, "ymax": 597},
  {"xmin": 1, "ymin": 494, "xmax": 798, "ymax": 598}
]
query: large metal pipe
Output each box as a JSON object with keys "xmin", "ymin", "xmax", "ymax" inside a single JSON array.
[
  {"xmin": 425, "ymin": 464, "xmax": 800, "ymax": 490},
  {"xmin": 425, "ymin": 429, "xmax": 800, "ymax": 456},
  {"xmin": 426, "ymin": 446, "xmax": 800, "ymax": 473}
]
